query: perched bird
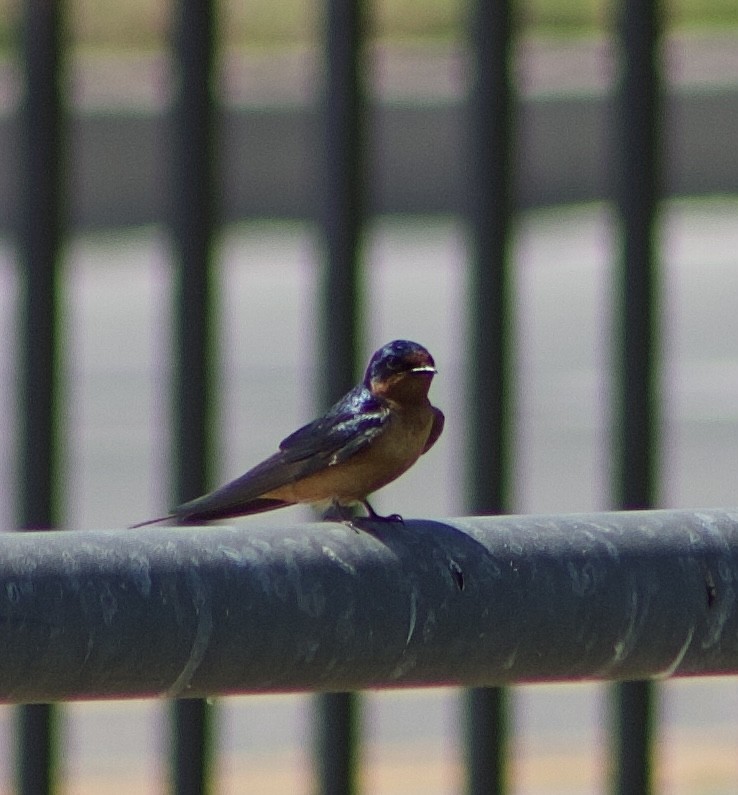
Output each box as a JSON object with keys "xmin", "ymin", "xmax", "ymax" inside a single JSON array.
[{"xmin": 131, "ymin": 339, "xmax": 444, "ymax": 528}]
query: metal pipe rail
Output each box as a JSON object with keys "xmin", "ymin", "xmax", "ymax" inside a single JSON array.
[{"xmin": 1, "ymin": 508, "xmax": 737, "ymax": 704}]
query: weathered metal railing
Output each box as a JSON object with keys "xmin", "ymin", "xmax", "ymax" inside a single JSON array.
[{"xmin": 2, "ymin": 508, "xmax": 737, "ymax": 704}]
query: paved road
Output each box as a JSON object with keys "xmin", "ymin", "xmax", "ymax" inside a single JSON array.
[
  {"xmin": 1, "ymin": 199, "xmax": 738, "ymax": 792},
  {"xmin": 2, "ymin": 33, "xmax": 738, "ymax": 230}
]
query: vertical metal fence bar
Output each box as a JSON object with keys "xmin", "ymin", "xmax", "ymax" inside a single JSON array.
[
  {"xmin": 15, "ymin": 1, "xmax": 65, "ymax": 793},
  {"xmin": 170, "ymin": 1, "xmax": 217, "ymax": 793},
  {"xmin": 321, "ymin": 0, "xmax": 364, "ymax": 398},
  {"xmin": 615, "ymin": 0, "xmax": 661, "ymax": 511},
  {"xmin": 315, "ymin": 692, "xmax": 360, "ymax": 795},
  {"xmin": 315, "ymin": 0, "xmax": 366, "ymax": 792},
  {"xmin": 465, "ymin": 689, "xmax": 508, "ymax": 795},
  {"xmin": 611, "ymin": 0, "xmax": 662, "ymax": 793},
  {"xmin": 465, "ymin": 0, "xmax": 515, "ymax": 793},
  {"xmin": 17, "ymin": 0, "xmax": 64, "ymax": 531}
]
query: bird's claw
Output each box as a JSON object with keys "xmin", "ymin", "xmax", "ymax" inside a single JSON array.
[
  {"xmin": 343, "ymin": 518, "xmax": 362, "ymax": 534},
  {"xmin": 323, "ymin": 500, "xmax": 404, "ymax": 532},
  {"xmin": 323, "ymin": 502, "xmax": 363, "ymax": 532},
  {"xmin": 377, "ymin": 512, "xmax": 404, "ymax": 524},
  {"xmin": 361, "ymin": 500, "xmax": 403, "ymax": 524},
  {"xmin": 342, "ymin": 514, "xmax": 402, "ymax": 534},
  {"xmin": 365, "ymin": 510, "xmax": 404, "ymax": 524}
]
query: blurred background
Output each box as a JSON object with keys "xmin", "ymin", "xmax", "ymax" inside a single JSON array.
[{"xmin": 0, "ymin": 0, "xmax": 737, "ymax": 792}]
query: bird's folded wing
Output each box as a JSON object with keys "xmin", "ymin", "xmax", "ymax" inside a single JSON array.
[{"xmin": 175, "ymin": 406, "xmax": 390, "ymax": 518}]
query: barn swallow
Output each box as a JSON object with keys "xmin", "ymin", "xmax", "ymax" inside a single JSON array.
[{"xmin": 131, "ymin": 339, "xmax": 444, "ymax": 528}]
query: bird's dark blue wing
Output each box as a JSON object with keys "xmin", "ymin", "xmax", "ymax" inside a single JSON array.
[
  {"xmin": 278, "ymin": 387, "xmax": 388, "ymax": 463},
  {"xmin": 173, "ymin": 386, "xmax": 390, "ymax": 521}
]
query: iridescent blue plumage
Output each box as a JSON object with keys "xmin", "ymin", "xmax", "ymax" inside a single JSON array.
[{"xmin": 131, "ymin": 339, "xmax": 443, "ymax": 527}]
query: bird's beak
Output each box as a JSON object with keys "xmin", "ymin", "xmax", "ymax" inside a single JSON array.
[{"xmin": 410, "ymin": 365, "xmax": 437, "ymax": 375}]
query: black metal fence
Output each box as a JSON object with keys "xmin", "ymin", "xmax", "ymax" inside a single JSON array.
[{"xmin": 6, "ymin": 0, "xmax": 736, "ymax": 792}]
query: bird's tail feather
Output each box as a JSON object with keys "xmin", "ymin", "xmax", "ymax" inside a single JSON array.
[
  {"xmin": 177, "ymin": 498, "xmax": 293, "ymax": 523},
  {"xmin": 128, "ymin": 515, "xmax": 172, "ymax": 529},
  {"xmin": 129, "ymin": 498, "xmax": 293, "ymax": 529}
]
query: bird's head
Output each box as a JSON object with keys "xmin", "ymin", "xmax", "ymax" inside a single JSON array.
[{"xmin": 364, "ymin": 340, "xmax": 437, "ymax": 402}]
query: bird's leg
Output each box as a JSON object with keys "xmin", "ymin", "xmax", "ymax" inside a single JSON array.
[
  {"xmin": 322, "ymin": 499, "xmax": 404, "ymax": 531},
  {"xmin": 361, "ymin": 499, "xmax": 404, "ymax": 524},
  {"xmin": 323, "ymin": 500, "xmax": 362, "ymax": 532}
]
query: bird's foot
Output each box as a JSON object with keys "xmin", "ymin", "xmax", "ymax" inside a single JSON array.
[
  {"xmin": 323, "ymin": 501, "xmax": 362, "ymax": 532},
  {"xmin": 361, "ymin": 500, "xmax": 404, "ymax": 524},
  {"xmin": 376, "ymin": 512, "xmax": 404, "ymax": 523},
  {"xmin": 322, "ymin": 500, "xmax": 404, "ymax": 532}
]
